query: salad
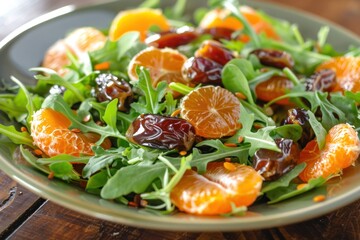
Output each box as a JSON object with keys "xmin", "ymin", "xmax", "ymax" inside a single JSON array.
[{"xmin": 1, "ymin": 0, "xmax": 360, "ymax": 216}]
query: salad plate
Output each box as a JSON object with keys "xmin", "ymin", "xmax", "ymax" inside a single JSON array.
[{"xmin": 0, "ymin": 0, "xmax": 360, "ymax": 232}]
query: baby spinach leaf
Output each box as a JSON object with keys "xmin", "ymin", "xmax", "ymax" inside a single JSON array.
[
  {"xmin": 222, "ymin": 60, "xmax": 255, "ymax": 105},
  {"xmin": 266, "ymin": 176, "xmax": 327, "ymax": 204},
  {"xmin": 100, "ymin": 161, "xmax": 167, "ymax": 199},
  {"xmin": 261, "ymin": 163, "xmax": 306, "ymax": 193},
  {"xmin": 49, "ymin": 162, "xmax": 80, "ymax": 181}
]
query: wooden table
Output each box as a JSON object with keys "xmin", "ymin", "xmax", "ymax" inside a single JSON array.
[{"xmin": 1, "ymin": 0, "xmax": 359, "ymax": 239}]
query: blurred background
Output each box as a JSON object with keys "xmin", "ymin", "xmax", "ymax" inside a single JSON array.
[{"xmin": 1, "ymin": 0, "xmax": 359, "ymax": 40}]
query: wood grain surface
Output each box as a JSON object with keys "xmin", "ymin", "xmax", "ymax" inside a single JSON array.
[{"xmin": 0, "ymin": 0, "xmax": 359, "ymax": 239}]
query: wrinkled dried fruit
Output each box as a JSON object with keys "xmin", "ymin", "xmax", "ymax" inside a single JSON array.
[
  {"xmin": 283, "ymin": 108, "xmax": 314, "ymax": 147},
  {"xmin": 126, "ymin": 114, "xmax": 196, "ymax": 151},
  {"xmin": 95, "ymin": 73, "xmax": 133, "ymax": 112},
  {"xmin": 253, "ymin": 138, "xmax": 300, "ymax": 181},
  {"xmin": 305, "ymin": 69, "xmax": 336, "ymax": 92},
  {"xmin": 251, "ymin": 49, "xmax": 294, "ymax": 69},
  {"xmin": 195, "ymin": 40, "xmax": 235, "ymax": 65},
  {"xmin": 145, "ymin": 26, "xmax": 199, "ymax": 49},
  {"xmin": 198, "ymin": 27, "xmax": 234, "ymax": 41},
  {"xmin": 182, "ymin": 57, "xmax": 223, "ymax": 86}
]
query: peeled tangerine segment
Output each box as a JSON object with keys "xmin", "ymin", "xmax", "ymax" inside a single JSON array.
[
  {"xmin": 170, "ymin": 162, "xmax": 263, "ymax": 215},
  {"xmin": 298, "ymin": 123, "xmax": 360, "ymax": 182},
  {"xmin": 31, "ymin": 108, "xmax": 95, "ymax": 157}
]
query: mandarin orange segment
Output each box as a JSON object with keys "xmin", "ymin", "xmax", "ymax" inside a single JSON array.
[
  {"xmin": 42, "ymin": 27, "xmax": 106, "ymax": 76},
  {"xmin": 255, "ymin": 76, "xmax": 294, "ymax": 105},
  {"xmin": 127, "ymin": 47, "xmax": 188, "ymax": 96},
  {"xmin": 199, "ymin": 6, "xmax": 279, "ymax": 41},
  {"xmin": 180, "ymin": 85, "xmax": 241, "ymax": 138},
  {"xmin": 316, "ymin": 56, "xmax": 360, "ymax": 93},
  {"xmin": 298, "ymin": 123, "xmax": 360, "ymax": 182},
  {"xmin": 31, "ymin": 108, "xmax": 96, "ymax": 157},
  {"xmin": 109, "ymin": 8, "xmax": 170, "ymax": 42},
  {"xmin": 170, "ymin": 162, "xmax": 262, "ymax": 215}
]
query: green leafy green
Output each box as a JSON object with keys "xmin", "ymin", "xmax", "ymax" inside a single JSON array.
[
  {"xmin": 130, "ymin": 67, "xmax": 167, "ymax": 114},
  {"xmin": 0, "ymin": 124, "xmax": 33, "ymax": 147},
  {"xmin": 262, "ymin": 163, "xmax": 306, "ymax": 193},
  {"xmin": 266, "ymin": 176, "xmax": 327, "ymax": 204},
  {"xmin": 49, "ymin": 162, "xmax": 80, "ymax": 181}
]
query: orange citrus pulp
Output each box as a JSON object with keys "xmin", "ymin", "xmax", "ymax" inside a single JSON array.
[
  {"xmin": 109, "ymin": 8, "xmax": 170, "ymax": 42},
  {"xmin": 170, "ymin": 162, "xmax": 262, "ymax": 215},
  {"xmin": 180, "ymin": 85, "xmax": 241, "ymax": 139},
  {"xmin": 298, "ymin": 123, "xmax": 360, "ymax": 182}
]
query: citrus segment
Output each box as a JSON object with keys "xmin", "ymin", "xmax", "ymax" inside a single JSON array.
[
  {"xmin": 128, "ymin": 47, "xmax": 188, "ymax": 96},
  {"xmin": 298, "ymin": 123, "xmax": 360, "ymax": 182},
  {"xmin": 199, "ymin": 6, "xmax": 279, "ymax": 41},
  {"xmin": 42, "ymin": 27, "xmax": 106, "ymax": 76},
  {"xmin": 109, "ymin": 8, "xmax": 170, "ymax": 42},
  {"xmin": 170, "ymin": 162, "xmax": 262, "ymax": 215},
  {"xmin": 316, "ymin": 56, "xmax": 360, "ymax": 93},
  {"xmin": 31, "ymin": 108, "xmax": 99, "ymax": 157},
  {"xmin": 255, "ymin": 76, "xmax": 294, "ymax": 105},
  {"xmin": 180, "ymin": 85, "xmax": 241, "ymax": 138}
]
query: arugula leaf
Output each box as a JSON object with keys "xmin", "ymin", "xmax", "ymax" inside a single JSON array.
[
  {"xmin": 130, "ymin": 67, "xmax": 167, "ymax": 114},
  {"xmin": 42, "ymin": 94, "xmax": 126, "ymax": 144},
  {"xmin": 82, "ymin": 147, "xmax": 125, "ymax": 178},
  {"xmin": 192, "ymin": 139, "xmax": 250, "ymax": 173},
  {"xmin": 30, "ymin": 68, "xmax": 85, "ymax": 102},
  {"xmin": 0, "ymin": 124, "xmax": 33, "ymax": 147},
  {"xmin": 226, "ymin": 103, "xmax": 279, "ymax": 155},
  {"xmin": 261, "ymin": 163, "xmax": 306, "ymax": 193},
  {"xmin": 266, "ymin": 176, "xmax": 327, "ymax": 204},
  {"xmin": 20, "ymin": 145, "xmax": 50, "ymax": 174},
  {"xmin": 11, "ymin": 77, "xmax": 36, "ymax": 128},
  {"xmin": 307, "ymin": 110, "xmax": 327, "ymax": 149}
]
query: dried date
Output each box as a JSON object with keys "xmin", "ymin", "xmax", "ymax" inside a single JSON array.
[
  {"xmin": 182, "ymin": 57, "xmax": 223, "ymax": 86},
  {"xmin": 253, "ymin": 138, "xmax": 300, "ymax": 181},
  {"xmin": 305, "ymin": 69, "xmax": 336, "ymax": 92},
  {"xmin": 195, "ymin": 40, "xmax": 235, "ymax": 66},
  {"xmin": 126, "ymin": 114, "xmax": 196, "ymax": 151},
  {"xmin": 95, "ymin": 73, "xmax": 133, "ymax": 112},
  {"xmin": 250, "ymin": 49, "xmax": 294, "ymax": 69},
  {"xmin": 145, "ymin": 26, "xmax": 199, "ymax": 49}
]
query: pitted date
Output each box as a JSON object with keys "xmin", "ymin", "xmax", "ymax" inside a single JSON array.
[
  {"xmin": 305, "ymin": 69, "xmax": 336, "ymax": 92},
  {"xmin": 250, "ymin": 49, "xmax": 294, "ymax": 69},
  {"xmin": 126, "ymin": 114, "xmax": 196, "ymax": 151},
  {"xmin": 145, "ymin": 26, "xmax": 199, "ymax": 49},
  {"xmin": 195, "ymin": 40, "xmax": 235, "ymax": 66},
  {"xmin": 95, "ymin": 73, "xmax": 133, "ymax": 112},
  {"xmin": 182, "ymin": 57, "xmax": 223, "ymax": 86},
  {"xmin": 283, "ymin": 108, "xmax": 314, "ymax": 147},
  {"xmin": 198, "ymin": 27, "xmax": 234, "ymax": 41},
  {"xmin": 252, "ymin": 138, "xmax": 300, "ymax": 181}
]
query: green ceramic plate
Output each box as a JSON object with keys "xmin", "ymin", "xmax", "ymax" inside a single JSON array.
[{"xmin": 0, "ymin": 0, "xmax": 359, "ymax": 232}]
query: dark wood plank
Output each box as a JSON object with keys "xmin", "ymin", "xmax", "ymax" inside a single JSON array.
[
  {"xmin": 278, "ymin": 199, "xmax": 360, "ymax": 240},
  {"xmin": 7, "ymin": 201, "xmax": 275, "ymax": 240},
  {"xmin": 266, "ymin": 0, "xmax": 360, "ymax": 36},
  {"xmin": 0, "ymin": 171, "xmax": 42, "ymax": 237}
]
